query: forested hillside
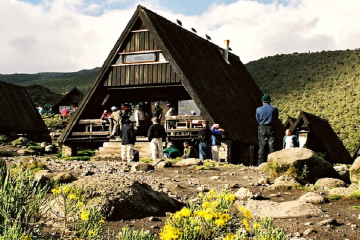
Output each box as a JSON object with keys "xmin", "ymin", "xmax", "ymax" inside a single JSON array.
[
  {"xmin": 246, "ymin": 49, "xmax": 360, "ymax": 153},
  {"xmin": 0, "ymin": 68, "xmax": 99, "ymax": 94}
]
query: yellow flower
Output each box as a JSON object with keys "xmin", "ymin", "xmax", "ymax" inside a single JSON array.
[
  {"xmin": 215, "ymin": 219, "xmax": 226, "ymax": 226},
  {"xmin": 180, "ymin": 207, "xmax": 191, "ymax": 217},
  {"xmin": 204, "ymin": 214, "xmax": 213, "ymax": 221},
  {"xmin": 225, "ymin": 194, "xmax": 236, "ymax": 202},
  {"xmin": 211, "ymin": 201, "xmax": 220, "ymax": 208},
  {"xmin": 80, "ymin": 210, "xmax": 90, "ymax": 221},
  {"xmin": 238, "ymin": 206, "xmax": 247, "ymax": 212},
  {"xmin": 76, "ymin": 202, "xmax": 84, "ymax": 208},
  {"xmin": 194, "ymin": 210, "xmax": 206, "ymax": 217},
  {"xmin": 159, "ymin": 225, "xmax": 181, "ymax": 240},
  {"xmin": 209, "ymin": 190, "xmax": 216, "ymax": 195},
  {"xmin": 194, "ymin": 226, "xmax": 201, "ymax": 231},
  {"xmin": 88, "ymin": 230, "xmax": 96, "ymax": 235},
  {"xmin": 223, "ymin": 233, "xmax": 235, "ymax": 240},
  {"xmin": 99, "ymin": 219, "xmax": 105, "ymax": 224},
  {"xmin": 243, "ymin": 210, "xmax": 251, "ymax": 219},
  {"xmin": 22, "ymin": 236, "xmax": 32, "ymax": 240},
  {"xmin": 242, "ymin": 218, "xmax": 251, "ymax": 232},
  {"xmin": 202, "ymin": 202, "xmax": 210, "ymax": 208},
  {"xmin": 220, "ymin": 213, "xmax": 231, "ymax": 222},
  {"xmin": 61, "ymin": 185, "xmax": 71, "ymax": 194},
  {"xmin": 69, "ymin": 194, "xmax": 78, "ymax": 200},
  {"xmin": 253, "ymin": 222, "xmax": 262, "ymax": 230},
  {"xmin": 51, "ymin": 188, "xmax": 61, "ymax": 195},
  {"xmin": 198, "ymin": 192, "xmax": 203, "ymax": 198}
]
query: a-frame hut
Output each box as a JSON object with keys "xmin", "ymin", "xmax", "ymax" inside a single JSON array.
[
  {"xmin": 59, "ymin": 5, "xmax": 284, "ymax": 165},
  {"xmin": 352, "ymin": 143, "xmax": 360, "ymax": 161},
  {"xmin": 283, "ymin": 116, "xmax": 296, "ymax": 129},
  {"xmin": 290, "ymin": 111, "xmax": 352, "ymax": 164},
  {"xmin": 52, "ymin": 87, "xmax": 84, "ymax": 114},
  {"xmin": 0, "ymin": 81, "xmax": 51, "ymax": 142}
]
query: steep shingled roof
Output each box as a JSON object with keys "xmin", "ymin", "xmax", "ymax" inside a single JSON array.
[
  {"xmin": 290, "ymin": 111, "xmax": 352, "ymax": 164},
  {"xmin": 59, "ymin": 5, "xmax": 284, "ymax": 147},
  {"xmin": 0, "ymin": 81, "xmax": 49, "ymax": 136}
]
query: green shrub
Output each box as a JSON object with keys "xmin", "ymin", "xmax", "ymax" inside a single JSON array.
[
  {"xmin": 62, "ymin": 156, "xmax": 91, "ymax": 161},
  {"xmin": 349, "ymin": 190, "xmax": 360, "ymax": 199},
  {"xmin": 27, "ymin": 145, "xmax": 43, "ymax": 151},
  {"xmin": 140, "ymin": 158, "xmax": 153, "ymax": 163},
  {"xmin": 0, "ymin": 135, "xmax": 11, "ymax": 145},
  {"xmin": 349, "ymin": 206, "xmax": 360, "ymax": 210},
  {"xmin": 328, "ymin": 194, "xmax": 343, "ymax": 200},
  {"xmin": 11, "ymin": 137, "xmax": 34, "ymax": 147},
  {"xmin": 0, "ymin": 166, "xmax": 49, "ymax": 236}
]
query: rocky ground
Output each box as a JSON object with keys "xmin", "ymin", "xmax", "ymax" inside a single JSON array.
[{"xmin": 2, "ymin": 145, "xmax": 360, "ymax": 240}]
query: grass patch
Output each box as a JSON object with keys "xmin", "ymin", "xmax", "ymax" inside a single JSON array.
[
  {"xmin": 294, "ymin": 184, "xmax": 315, "ymax": 192},
  {"xmin": 328, "ymin": 194, "xmax": 343, "ymax": 201},
  {"xmin": 62, "ymin": 156, "xmax": 91, "ymax": 161},
  {"xmin": 167, "ymin": 157, "xmax": 183, "ymax": 164},
  {"xmin": 195, "ymin": 160, "xmax": 244, "ymax": 171},
  {"xmin": 349, "ymin": 206, "xmax": 360, "ymax": 210},
  {"xmin": 27, "ymin": 145, "xmax": 43, "ymax": 151},
  {"xmin": 140, "ymin": 157, "xmax": 153, "ymax": 163},
  {"xmin": 349, "ymin": 190, "xmax": 360, "ymax": 199}
]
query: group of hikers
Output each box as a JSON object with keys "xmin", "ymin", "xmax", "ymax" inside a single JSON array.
[
  {"xmin": 101, "ymin": 94, "xmax": 299, "ymax": 164},
  {"xmin": 100, "ymin": 102, "xmax": 225, "ymax": 162}
]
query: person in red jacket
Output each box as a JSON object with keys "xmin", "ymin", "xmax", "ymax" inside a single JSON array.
[{"xmin": 61, "ymin": 107, "xmax": 68, "ymax": 120}]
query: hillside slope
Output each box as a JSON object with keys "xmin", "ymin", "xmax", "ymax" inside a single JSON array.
[
  {"xmin": 0, "ymin": 68, "xmax": 99, "ymax": 94},
  {"xmin": 246, "ymin": 49, "xmax": 360, "ymax": 153}
]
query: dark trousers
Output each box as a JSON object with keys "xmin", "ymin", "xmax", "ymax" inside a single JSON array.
[
  {"xmin": 199, "ymin": 142, "xmax": 212, "ymax": 160},
  {"xmin": 258, "ymin": 125, "xmax": 276, "ymax": 165}
]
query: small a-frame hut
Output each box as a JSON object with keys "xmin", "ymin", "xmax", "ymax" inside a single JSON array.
[
  {"xmin": 52, "ymin": 87, "xmax": 84, "ymax": 114},
  {"xmin": 59, "ymin": 5, "xmax": 284, "ymax": 165},
  {"xmin": 352, "ymin": 143, "xmax": 360, "ymax": 161},
  {"xmin": 0, "ymin": 81, "xmax": 50, "ymax": 142},
  {"xmin": 283, "ymin": 116, "xmax": 296, "ymax": 129},
  {"xmin": 290, "ymin": 111, "xmax": 352, "ymax": 164}
]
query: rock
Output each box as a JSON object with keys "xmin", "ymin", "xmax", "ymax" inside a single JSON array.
[
  {"xmin": 196, "ymin": 186, "xmax": 209, "ymax": 192},
  {"xmin": 235, "ymin": 199, "xmax": 323, "ymax": 219},
  {"xmin": 256, "ymin": 162, "xmax": 269, "ymax": 171},
  {"xmin": 40, "ymin": 142, "xmax": 47, "ymax": 148},
  {"xmin": 131, "ymin": 163, "xmax": 154, "ymax": 172},
  {"xmin": 52, "ymin": 172, "xmax": 78, "ymax": 184},
  {"xmin": 151, "ymin": 159, "xmax": 164, "ymax": 167},
  {"xmin": 72, "ymin": 174, "xmax": 182, "ymax": 220},
  {"xmin": 235, "ymin": 187, "xmax": 260, "ymax": 200},
  {"xmin": 298, "ymin": 192, "xmax": 326, "ymax": 204},
  {"xmin": 34, "ymin": 170, "xmax": 53, "ymax": 185},
  {"xmin": 334, "ymin": 164, "xmax": 349, "ymax": 172},
  {"xmin": 156, "ymin": 161, "xmax": 172, "ymax": 168},
  {"xmin": 350, "ymin": 157, "xmax": 360, "ymax": 184},
  {"xmin": 45, "ymin": 145, "xmax": 53, "ymax": 152},
  {"xmin": 267, "ymin": 148, "xmax": 339, "ymax": 183},
  {"xmin": 314, "ymin": 178, "xmax": 347, "ymax": 189},
  {"xmin": 328, "ymin": 183, "xmax": 358, "ymax": 196},
  {"xmin": 257, "ymin": 176, "xmax": 270, "ymax": 185},
  {"xmin": 209, "ymin": 176, "xmax": 220, "ymax": 180},
  {"xmin": 17, "ymin": 149, "xmax": 36, "ymax": 156},
  {"xmin": 318, "ymin": 218, "xmax": 337, "ymax": 226},
  {"xmin": 267, "ymin": 175, "xmax": 300, "ymax": 190},
  {"xmin": 175, "ymin": 158, "xmax": 203, "ymax": 167},
  {"xmin": 303, "ymin": 228, "xmax": 314, "ymax": 236}
]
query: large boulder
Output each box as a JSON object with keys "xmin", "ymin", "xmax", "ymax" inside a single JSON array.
[
  {"xmin": 175, "ymin": 158, "xmax": 203, "ymax": 167},
  {"xmin": 268, "ymin": 148, "xmax": 339, "ymax": 183},
  {"xmin": 298, "ymin": 192, "xmax": 326, "ymax": 204},
  {"xmin": 314, "ymin": 178, "xmax": 347, "ymax": 189},
  {"xmin": 235, "ymin": 199, "xmax": 323, "ymax": 219},
  {"xmin": 350, "ymin": 157, "xmax": 360, "ymax": 184},
  {"xmin": 72, "ymin": 174, "xmax": 182, "ymax": 220}
]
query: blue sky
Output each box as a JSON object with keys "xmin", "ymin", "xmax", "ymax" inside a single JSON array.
[{"xmin": 1, "ymin": 0, "xmax": 360, "ymax": 73}]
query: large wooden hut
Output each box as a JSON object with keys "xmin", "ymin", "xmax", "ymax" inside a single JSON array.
[
  {"xmin": 59, "ymin": 5, "xmax": 284, "ymax": 165},
  {"xmin": 0, "ymin": 81, "xmax": 50, "ymax": 142},
  {"xmin": 283, "ymin": 116, "xmax": 296, "ymax": 129},
  {"xmin": 290, "ymin": 111, "xmax": 352, "ymax": 164}
]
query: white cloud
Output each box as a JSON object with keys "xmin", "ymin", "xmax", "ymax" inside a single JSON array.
[{"xmin": 1, "ymin": 0, "xmax": 360, "ymax": 73}]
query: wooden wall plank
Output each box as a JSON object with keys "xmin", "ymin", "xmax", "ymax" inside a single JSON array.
[
  {"xmin": 125, "ymin": 66, "xmax": 130, "ymax": 85},
  {"xmin": 134, "ymin": 33, "xmax": 139, "ymax": 52},
  {"xmin": 139, "ymin": 65, "xmax": 144, "ymax": 85},
  {"xmin": 130, "ymin": 66, "xmax": 135, "ymax": 85},
  {"xmin": 120, "ymin": 67, "xmax": 126, "ymax": 86},
  {"xmin": 116, "ymin": 67, "xmax": 121, "ymax": 86},
  {"xmin": 165, "ymin": 64, "xmax": 170, "ymax": 83},
  {"xmin": 144, "ymin": 32, "xmax": 149, "ymax": 51},
  {"xmin": 135, "ymin": 65, "xmax": 140, "ymax": 85},
  {"xmin": 144, "ymin": 65, "xmax": 149, "ymax": 84}
]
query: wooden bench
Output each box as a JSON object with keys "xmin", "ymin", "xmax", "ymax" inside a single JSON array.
[{"xmin": 72, "ymin": 119, "xmax": 112, "ymax": 137}]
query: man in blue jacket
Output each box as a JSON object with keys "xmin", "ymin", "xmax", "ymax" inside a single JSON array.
[
  {"xmin": 121, "ymin": 119, "xmax": 136, "ymax": 161},
  {"xmin": 256, "ymin": 94, "xmax": 279, "ymax": 166}
]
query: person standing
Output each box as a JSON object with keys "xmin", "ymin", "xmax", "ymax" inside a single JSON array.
[
  {"xmin": 165, "ymin": 103, "xmax": 177, "ymax": 129},
  {"xmin": 100, "ymin": 110, "xmax": 111, "ymax": 131},
  {"xmin": 283, "ymin": 129, "xmax": 299, "ymax": 149},
  {"xmin": 152, "ymin": 102, "xmax": 163, "ymax": 123},
  {"xmin": 198, "ymin": 120, "xmax": 212, "ymax": 160},
  {"xmin": 147, "ymin": 117, "xmax": 166, "ymax": 160},
  {"xmin": 121, "ymin": 119, "xmax": 136, "ymax": 161},
  {"xmin": 61, "ymin": 107, "xmax": 68, "ymax": 120},
  {"xmin": 211, "ymin": 124, "xmax": 224, "ymax": 162},
  {"xmin": 182, "ymin": 141, "xmax": 198, "ymax": 159},
  {"xmin": 256, "ymin": 94, "xmax": 279, "ymax": 166},
  {"xmin": 110, "ymin": 106, "xmax": 122, "ymax": 138},
  {"xmin": 134, "ymin": 106, "xmax": 146, "ymax": 134}
]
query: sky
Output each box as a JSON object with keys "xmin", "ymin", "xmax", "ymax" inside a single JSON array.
[{"xmin": 1, "ymin": 0, "xmax": 360, "ymax": 74}]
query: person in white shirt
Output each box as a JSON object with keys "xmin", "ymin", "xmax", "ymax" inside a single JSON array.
[{"xmin": 283, "ymin": 129, "xmax": 299, "ymax": 149}]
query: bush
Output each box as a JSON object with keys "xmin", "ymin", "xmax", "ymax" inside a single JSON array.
[
  {"xmin": 12, "ymin": 137, "xmax": 34, "ymax": 147},
  {"xmin": 0, "ymin": 166, "xmax": 49, "ymax": 237},
  {"xmin": 118, "ymin": 227, "xmax": 155, "ymax": 240},
  {"xmin": 0, "ymin": 135, "xmax": 11, "ymax": 145}
]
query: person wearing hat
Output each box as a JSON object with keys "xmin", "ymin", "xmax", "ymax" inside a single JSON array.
[
  {"xmin": 152, "ymin": 102, "xmax": 163, "ymax": 123},
  {"xmin": 163, "ymin": 142, "xmax": 182, "ymax": 159},
  {"xmin": 110, "ymin": 106, "xmax": 122, "ymax": 138},
  {"xmin": 211, "ymin": 124, "xmax": 224, "ymax": 162},
  {"xmin": 121, "ymin": 119, "xmax": 136, "ymax": 161},
  {"xmin": 182, "ymin": 141, "xmax": 198, "ymax": 159},
  {"xmin": 256, "ymin": 94, "xmax": 279, "ymax": 166},
  {"xmin": 100, "ymin": 110, "xmax": 111, "ymax": 131}
]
